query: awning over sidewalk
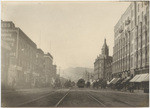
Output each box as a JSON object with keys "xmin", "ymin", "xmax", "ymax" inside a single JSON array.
[
  {"xmin": 111, "ymin": 78, "xmax": 120, "ymax": 84},
  {"xmin": 142, "ymin": 74, "xmax": 149, "ymax": 82},
  {"xmin": 107, "ymin": 78, "xmax": 116, "ymax": 85},
  {"xmin": 121, "ymin": 77, "xmax": 130, "ymax": 84},
  {"xmin": 130, "ymin": 74, "xmax": 141, "ymax": 82},
  {"xmin": 130, "ymin": 73, "xmax": 149, "ymax": 82},
  {"xmin": 135, "ymin": 73, "xmax": 149, "ymax": 82}
]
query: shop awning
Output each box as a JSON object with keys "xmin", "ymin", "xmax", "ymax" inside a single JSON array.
[
  {"xmin": 116, "ymin": 78, "xmax": 124, "ymax": 84},
  {"xmin": 142, "ymin": 74, "xmax": 149, "ymax": 82},
  {"xmin": 130, "ymin": 74, "xmax": 141, "ymax": 82},
  {"xmin": 135, "ymin": 73, "xmax": 149, "ymax": 82},
  {"xmin": 112, "ymin": 78, "xmax": 120, "ymax": 84},
  {"xmin": 121, "ymin": 77, "xmax": 130, "ymax": 84},
  {"xmin": 107, "ymin": 78, "xmax": 116, "ymax": 85}
]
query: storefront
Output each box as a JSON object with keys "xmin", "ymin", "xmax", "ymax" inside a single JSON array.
[
  {"xmin": 129, "ymin": 73, "xmax": 149, "ymax": 93},
  {"xmin": 121, "ymin": 77, "xmax": 131, "ymax": 91},
  {"xmin": 134, "ymin": 68, "xmax": 149, "ymax": 75}
]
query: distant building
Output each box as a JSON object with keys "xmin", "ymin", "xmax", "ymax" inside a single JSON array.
[
  {"xmin": 52, "ymin": 64, "xmax": 57, "ymax": 78},
  {"xmin": 34, "ymin": 48, "xmax": 45, "ymax": 87},
  {"xmin": 44, "ymin": 52, "xmax": 54, "ymax": 86},
  {"xmin": 1, "ymin": 20, "xmax": 37, "ymax": 88},
  {"xmin": 112, "ymin": 1, "xmax": 149, "ymax": 78},
  {"xmin": 94, "ymin": 39, "xmax": 113, "ymax": 81}
]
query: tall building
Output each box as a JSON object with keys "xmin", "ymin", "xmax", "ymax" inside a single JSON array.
[
  {"xmin": 94, "ymin": 39, "xmax": 113, "ymax": 81},
  {"xmin": 1, "ymin": 20, "xmax": 37, "ymax": 88},
  {"xmin": 134, "ymin": 1, "xmax": 149, "ymax": 74},
  {"xmin": 1, "ymin": 20, "xmax": 58, "ymax": 89},
  {"xmin": 112, "ymin": 1, "xmax": 149, "ymax": 78}
]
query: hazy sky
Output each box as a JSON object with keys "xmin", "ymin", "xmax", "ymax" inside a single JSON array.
[{"xmin": 2, "ymin": 1, "xmax": 130, "ymax": 69}]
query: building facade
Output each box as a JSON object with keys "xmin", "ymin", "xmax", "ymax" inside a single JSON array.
[
  {"xmin": 34, "ymin": 48, "xmax": 45, "ymax": 87},
  {"xmin": 1, "ymin": 21, "xmax": 37, "ymax": 88},
  {"xmin": 1, "ymin": 40, "xmax": 11, "ymax": 89},
  {"xmin": 134, "ymin": 1, "xmax": 149, "ymax": 75},
  {"xmin": 44, "ymin": 52, "xmax": 55, "ymax": 86},
  {"xmin": 112, "ymin": 1, "xmax": 149, "ymax": 78},
  {"xmin": 1, "ymin": 20, "xmax": 57, "ymax": 89},
  {"xmin": 52, "ymin": 64, "xmax": 57, "ymax": 83},
  {"xmin": 94, "ymin": 39, "xmax": 113, "ymax": 81}
]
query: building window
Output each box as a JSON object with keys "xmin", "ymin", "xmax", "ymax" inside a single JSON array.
[
  {"xmin": 131, "ymin": 20, "xmax": 133, "ymax": 28},
  {"xmin": 131, "ymin": 57, "xmax": 133, "ymax": 68},
  {"xmin": 131, "ymin": 10, "xmax": 133, "ymax": 17},
  {"xmin": 146, "ymin": 7, "xmax": 149, "ymax": 14},
  {"xmin": 130, "ymin": 32, "xmax": 133, "ymax": 40},
  {"xmin": 142, "ymin": 12, "xmax": 144, "ymax": 22},
  {"xmin": 138, "ymin": 15, "xmax": 140, "ymax": 24},
  {"xmin": 138, "ymin": 4, "xmax": 140, "ymax": 12},
  {"xmin": 145, "ymin": 15, "xmax": 147, "ymax": 24}
]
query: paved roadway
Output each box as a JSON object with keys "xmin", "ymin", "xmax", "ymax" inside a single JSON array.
[{"xmin": 2, "ymin": 88, "xmax": 149, "ymax": 107}]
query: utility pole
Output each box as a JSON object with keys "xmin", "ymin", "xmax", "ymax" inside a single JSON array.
[
  {"xmin": 98, "ymin": 60, "xmax": 100, "ymax": 79},
  {"xmin": 87, "ymin": 72, "xmax": 89, "ymax": 82},
  {"xmin": 85, "ymin": 69, "xmax": 90, "ymax": 82},
  {"xmin": 59, "ymin": 66, "xmax": 61, "ymax": 77},
  {"xmin": 49, "ymin": 40, "xmax": 51, "ymax": 53}
]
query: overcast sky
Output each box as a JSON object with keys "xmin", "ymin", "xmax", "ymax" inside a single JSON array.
[{"xmin": 2, "ymin": 1, "xmax": 130, "ymax": 69}]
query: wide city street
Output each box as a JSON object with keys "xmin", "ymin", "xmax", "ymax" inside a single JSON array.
[{"xmin": 2, "ymin": 88, "xmax": 149, "ymax": 107}]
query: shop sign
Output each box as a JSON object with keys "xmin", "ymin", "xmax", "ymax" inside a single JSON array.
[{"xmin": 2, "ymin": 33, "xmax": 17, "ymax": 57}]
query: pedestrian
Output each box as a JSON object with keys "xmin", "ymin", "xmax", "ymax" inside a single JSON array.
[
  {"xmin": 129, "ymin": 84, "xmax": 132, "ymax": 93},
  {"xmin": 131, "ymin": 84, "xmax": 134, "ymax": 93},
  {"xmin": 96, "ymin": 81, "xmax": 99, "ymax": 89},
  {"xmin": 93, "ymin": 82, "xmax": 95, "ymax": 89}
]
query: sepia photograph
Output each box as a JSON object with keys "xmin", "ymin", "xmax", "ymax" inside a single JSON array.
[{"xmin": 1, "ymin": 1, "xmax": 149, "ymax": 107}]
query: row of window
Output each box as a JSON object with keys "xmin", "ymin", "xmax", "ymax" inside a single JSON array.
[
  {"xmin": 115, "ymin": 17, "xmax": 132, "ymax": 37},
  {"xmin": 113, "ymin": 48, "xmax": 130, "ymax": 62},
  {"xmin": 19, "ymin": 39, "xmax": 36, "ymax": 59},
  {"xmin": 18, "ymin": 57, "xmax": 34, "ymax": 71},
  {"xmin": 135, "ymin": 58, "xmax": 149, "ymax": 68},
  {"xmin": 114, "ymin": 31, "xmax": 133, "ymax": 54}
]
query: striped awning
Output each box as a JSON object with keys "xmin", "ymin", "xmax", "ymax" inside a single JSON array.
[
  {"xmin": 135, "ymin": 73, "xmax": 149, "ymax": 82},
  {"xmin": 130, "ymin": 74, "xmax": 141, "ymax": 82},
  {"xmin": 142, "ymin": 74, "xmax": 149, "ymax": 82},
  {"xmin": 111, "ymin": 78, "xmax": 120, "ymax": 84},
  {"xmin": 107, "ymin": 78, "xmax": 116, "ymax": 85},
  {"xmin": 130, "ymin": 73, "xmax": 149, "ymax": 82},
  {"xmin": 121, "ymin": 77, "xmax": 130, "ymax": 84}
]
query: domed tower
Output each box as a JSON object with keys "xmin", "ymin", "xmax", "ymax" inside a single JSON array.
[{"xmin": 101, "ymin": 38, "xmax": 109, "ymax": 57}]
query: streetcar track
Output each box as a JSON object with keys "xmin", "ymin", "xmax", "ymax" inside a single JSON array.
[
  {"xmin": 101, "ymin": 92, "xmax": 136, "ymax": 107},
  {"xmin": 16, "ymin": 90, "xmax": 56, "ymax": 107},
  {"xmin": 54, "ymin": 89, "xmax": 71, "ymax": 107},
  {"xmin": 111, "ymin": 97, "xmax": 136, "ymax": 107},
  {"xmin": 16, "ymin": 89, "xmax": 71, "ymax": 107},
  {"xmin": 87, "ymin": 92, "xmax": 106, "ymax": 107},
  {"xmin": 89, "ymin": 90, "xmax": 136, "ymax": 107},
  {"xmin": 10, "ymin": 89, "xmax": 139, "ymax": 107}
]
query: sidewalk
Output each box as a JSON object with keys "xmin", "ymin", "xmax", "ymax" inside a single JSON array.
[
  {"xmin": 1, "ymin": 87, "xmax": 56, "ymax": 107},
  {"xmin": 1, "ymin": 87, "xmax": 54, "ymax": 94},
  {"xmin": 89, "ymin": 88, "xmax": 148, "ymax": 95}
]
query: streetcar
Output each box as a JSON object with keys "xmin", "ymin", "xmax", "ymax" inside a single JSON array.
[{"xmin": 77, "ymin": 78, "xmax": 85, "ymax": 88}]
